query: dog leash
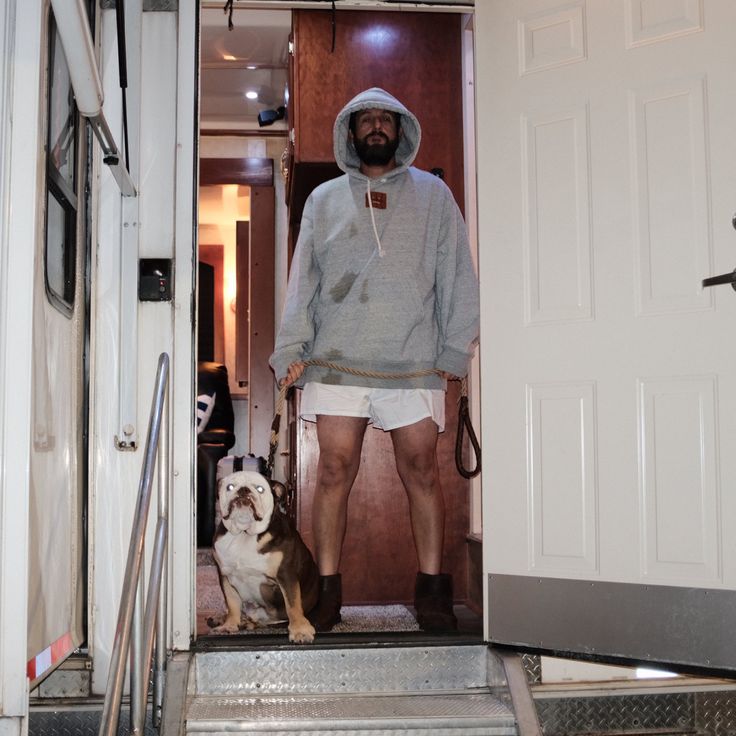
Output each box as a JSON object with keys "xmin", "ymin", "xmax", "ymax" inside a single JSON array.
[
  {"xmin": 266, "ymin": 359, "xmax": 481, "ymax": 482},
  {"xmin": 455, "ymin": 384, "xmax": 481, "ymax": 479}
]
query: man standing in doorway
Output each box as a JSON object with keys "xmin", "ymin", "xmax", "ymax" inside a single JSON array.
[{"xmin": 270, "ymin": 88, "xmax": 479, "ymax": 633}]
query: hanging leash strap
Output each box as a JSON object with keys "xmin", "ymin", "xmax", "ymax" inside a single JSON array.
[
  {"xmin": 266, "ymin": 383, "xmax": 288, "ymax": 479},
  {"xmin": 266, "ymin": 359, "xmax": 481, "ymax": 480},
  {"xmin": 455, "ymin": 377, "xmax": 481, "ymax": 479}
]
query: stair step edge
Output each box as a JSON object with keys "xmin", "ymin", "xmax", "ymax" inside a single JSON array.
[
  {"xmin": 192, "ymin": 646, "xmax": 501, "ymax": 696},
  {"xmin": 186, "ymin": 691, "xmax": 515, "ymax": 728}
]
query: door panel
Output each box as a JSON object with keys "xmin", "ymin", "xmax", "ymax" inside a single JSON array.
[
  {"xmin": 247, "ymin": 186, "xmax": 275, "ymax": 459},
  {"xmin": 27, "ymin": 7, "xmax": 87, "ymax": 685},
  {"xmin": 477, "ymin": 0, "xmax": 736, "ymax": 670}
]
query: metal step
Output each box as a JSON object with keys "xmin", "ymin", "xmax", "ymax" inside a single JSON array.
[
  {"xmin": 183, "ymin": 644, "xmax": 518, "ymax": 734},
  {"xmin": 186, "ymin": 692, "xmax": 515, "ymax": 734}
]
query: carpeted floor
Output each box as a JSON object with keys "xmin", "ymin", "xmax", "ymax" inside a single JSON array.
[{"xmin": 196, "ymin": 549, "xmax": 421, "ymax": 638}]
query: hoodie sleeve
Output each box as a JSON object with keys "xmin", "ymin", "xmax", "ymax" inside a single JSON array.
[
  {"xmin": 269, "ymin": 198, "xmax": 320, "ymax": 382},
  {"xmin": 434, "ymin": 190, "xmax": 480, "ymax": 378}
]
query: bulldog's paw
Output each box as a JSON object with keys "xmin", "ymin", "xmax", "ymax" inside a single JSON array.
[
  {"xmin": 207, "ymin": 616, "xmax": 240, "ymax": 634},
  {"xmin": 238, "ymin": 617, "xmax": 258, "ymax": 631},
  {"xmin": 288, "ymin": 619, "xmax": 316, "ymax": 644}
]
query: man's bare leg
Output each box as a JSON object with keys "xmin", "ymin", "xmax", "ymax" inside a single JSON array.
[
  {"xmin": 312, "ymin": 414, "xmax": 368, "ymax": 574},
  {"xmin": 390, "ymin": 416, "xmax": 444, "ymax": 574},
  {"xmin": 308, "ymin": 414, "xmax": 368, "ymax": 631},
  {"xmin": 391, "ymin": 416, "xmax": 457, "ymax": 632}
]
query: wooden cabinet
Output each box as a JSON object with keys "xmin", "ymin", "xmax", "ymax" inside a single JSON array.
[
  {"xmin": 287, "ymin": 9, "xmax": 465, "ymax": 225},
  {"xmin": 294, "ymin": 383, "xmax": 470, "ymax": 606},
  {"xmin": 284, "ymin": 9, "xmax": 471, "ymax": 606}
]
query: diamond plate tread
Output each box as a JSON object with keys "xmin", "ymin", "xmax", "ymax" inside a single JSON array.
[
  {"xmin": 695, "ymin": 690, "xmax": 736, "ymax": 735},
  {"xmin": 535, "ymin": 692, "xmax": 694, "ymax": 734},
  {"xmin": 29, "ymin": 707, "xmax": 158, "ymax": 735},
  {"xmin": 193, "ymin": 730, "xmax": 514, "ymax": 736},
  {"xmin": 185, "ymin": 692, "xmax": 516, "ymax": 733},
  {"xmin": 193, "ymin": 645, "xmax": 497, "ymax": 695}
]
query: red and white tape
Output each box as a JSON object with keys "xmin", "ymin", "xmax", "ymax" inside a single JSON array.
[{"xmin": 27, "ymin": 631, "xmax": 73, "ymax": 682}]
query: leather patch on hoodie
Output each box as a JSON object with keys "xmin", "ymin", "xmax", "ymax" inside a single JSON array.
[{"xmin": 365, "ymin": 191, "xmax": 387, "ymax": 209}]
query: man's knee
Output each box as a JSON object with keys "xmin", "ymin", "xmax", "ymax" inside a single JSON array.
[
  {"xmin": 397, "ymin": 449, "xmax": 438, "ymax": 486},
  {"xmin": 318, "ymin": 450, "xmax": 358, "ymax": 488}
]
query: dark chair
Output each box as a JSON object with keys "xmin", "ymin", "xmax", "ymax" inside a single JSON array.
[{"xmin": 197, "ymin": 361, "xmax": 235, "ymax": 547}]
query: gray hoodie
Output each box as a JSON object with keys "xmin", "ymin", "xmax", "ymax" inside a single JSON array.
[{"xmin": 269, "ymin": 88, "xmax": 479, "ymax": 389}]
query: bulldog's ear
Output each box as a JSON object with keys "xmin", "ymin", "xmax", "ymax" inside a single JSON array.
[{"xmin": 271, "ymin": 481, "xmax": 287, "ymax": 500}]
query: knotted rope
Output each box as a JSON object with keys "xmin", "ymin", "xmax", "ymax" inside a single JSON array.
[{"xmin": 266, "ymin": 359, "xmax": 481, "ymax": 481}]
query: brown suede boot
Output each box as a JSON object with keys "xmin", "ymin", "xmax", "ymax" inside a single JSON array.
[
  {"xmin": 414, "ymin": 572, "xmax": 458, "ymax": 633},
  {"xmin": 307, "ymin": 573, "xmax": 342, "ymax": 632}
]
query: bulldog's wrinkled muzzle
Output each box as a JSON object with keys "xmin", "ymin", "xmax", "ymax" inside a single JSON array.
[{"xmin": 218, "ymin": 471, "xmax": 274, "ymax": 536}]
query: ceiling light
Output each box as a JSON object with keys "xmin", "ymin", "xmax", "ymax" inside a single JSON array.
[
  {"xmin": 245, "ymin": 90, "xmax": 258, "ymax": 100},
  {"xmin": 223, "ymin": 54, "xmax": 236, "ymax": 61},
  {"xmin": 246, "ymin": 65, "xmax": 257, "ymax": 70}
]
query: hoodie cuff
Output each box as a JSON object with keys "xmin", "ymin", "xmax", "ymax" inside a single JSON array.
[
  {"xmin": 269, "ymin": 350, "xmax": 303, "ymax": 383},
  {"xmin": 436, "ymin": 347, "xmax": 471, "ymax": 379}
]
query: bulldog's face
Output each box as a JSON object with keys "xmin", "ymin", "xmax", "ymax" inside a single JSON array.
[{"xmin": 218, "ymin": 471, "xmax": 274, "ymax": 536}]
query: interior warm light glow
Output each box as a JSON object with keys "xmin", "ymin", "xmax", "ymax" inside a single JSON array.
[
  {"xmin": 223, "ymin": 54, "xmax": 236, "ymax": 61},
  {"xmin": 198, "ymin": 183, "xmax": 251, "ymax": 390},
  {"xmin": 224, "ymin": 265, "xmax": 237, "ymax": 308},
  {"xmin": 222, "ymin": 183, "xmax": 241, "ymax": 206},
  {"xmin": 245, "ymin": 90, "xmax": 258, "ymax": 100},
  {"xmin": 237, "ymin": 186, "xmax": 250, "ymax": 219}
]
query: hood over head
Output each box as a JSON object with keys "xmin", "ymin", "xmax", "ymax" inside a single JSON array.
[{"xmin": 333, "ymin": 87, "xmax": 421, "ymax": 175}]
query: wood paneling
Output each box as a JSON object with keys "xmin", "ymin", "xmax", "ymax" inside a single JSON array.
[
  {"xmin": 235, "ymin": 221, "xmax": 249, "ymax": 387},
  {"xmin": 296, "ymin": 382, "xmax": 469, "ymax": 605},
  {"xmin": 200, "ymin": 157, "xmax": 274, "ymax": 187},
  {"xmin": 289, "ymin": 10, "xmax": 465, "ymax": 214},
  {"xmin": 287, "ymin": 9, "xmax": 471, "ymax": 606},
  {"xmin": 248, "ymin": 187, "xmax": 276, "ymax": 459},
  {"xmin": 198, "ymin": 244, "xmax": 225, "ymax": 363}
]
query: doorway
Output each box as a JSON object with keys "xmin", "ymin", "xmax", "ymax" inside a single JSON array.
[{"xmin": 195, "ymin": 2, "xmax": 481, "ymax": 642}]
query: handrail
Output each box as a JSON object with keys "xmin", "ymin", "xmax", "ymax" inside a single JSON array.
[{"xmin": 99, "ymin": 353, "xmax": 171, "ymax": 735}]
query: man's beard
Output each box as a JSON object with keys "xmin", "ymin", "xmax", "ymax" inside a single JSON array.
[{"xmin": 353, "ymin": 132, "xmax": 400, "ymax": 166}]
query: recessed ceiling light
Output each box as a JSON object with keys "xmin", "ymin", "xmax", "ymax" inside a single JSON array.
[
  {"xmin": 246, "ymin": 65, "xmax": 257, "ymax": 70},
  {"xmin": 223, "ymin": 54, "xmax": 236, "ymax": 61},
  {"xmin": 245, "ymin": 90, "xmax": 258, "ymax": 100}
]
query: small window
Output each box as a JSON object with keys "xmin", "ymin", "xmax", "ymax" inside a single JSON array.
[{"xmin": 44, "ymin": 12, "xmax": 78, "ymax": 315}]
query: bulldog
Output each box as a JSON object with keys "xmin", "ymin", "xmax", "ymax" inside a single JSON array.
[{"xmin": 208, "ymin": 470, "xmax": 319, "ymax": 644}]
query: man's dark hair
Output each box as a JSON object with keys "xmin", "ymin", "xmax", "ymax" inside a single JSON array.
[{"xmin": 349, "ymin": 109, "xmax": 401, "ymax": 135}]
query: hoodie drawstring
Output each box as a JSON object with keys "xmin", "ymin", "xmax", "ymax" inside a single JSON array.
[{"xmin": 366, "ymin": 178, "xmax": 384, "ymax": 258}]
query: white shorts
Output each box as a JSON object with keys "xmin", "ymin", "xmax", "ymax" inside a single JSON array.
[{"xmin": 300, "ymin": 382, "xmax": 446, "ymax": 432}]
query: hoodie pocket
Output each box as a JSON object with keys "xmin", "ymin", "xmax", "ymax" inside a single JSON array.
[{"xmin": 361, "ymin": 277, "xmax": 425, "ymax": 353}]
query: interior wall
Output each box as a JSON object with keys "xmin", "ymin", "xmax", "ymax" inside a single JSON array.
[
  {"xmin": 198, "ymin": 182, "xmax": 250, "ymax": 455},
  {"xmin": 198, "ymin": 185, "xmax": 249, "ymax": 378},
  {"xmin": 198, "ymin": 135, "xmax": 288, "ymax": 459}
]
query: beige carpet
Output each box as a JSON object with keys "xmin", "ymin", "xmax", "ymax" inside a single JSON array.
[{"xmin": 197, "ymin": 549, "xmax": 419, "ymax": 637}]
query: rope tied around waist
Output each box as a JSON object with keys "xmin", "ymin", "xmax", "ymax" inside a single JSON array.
[{"xmin": 266, "ymin": 359, "xmax": 481, "ymax": 480}]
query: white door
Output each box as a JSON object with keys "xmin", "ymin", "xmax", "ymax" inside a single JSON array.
[
  {"xmin": 477, "ymin": 0, "xmax": 736, "ymax": 671},
  {"xmin": 27, "ymin": 7, "xmax": 88, "ymax": 686}
]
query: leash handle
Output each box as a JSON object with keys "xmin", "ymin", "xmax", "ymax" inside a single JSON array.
[
  {"xmin": 455, "ymin": 392, "xmax": 481, "ymax": 479},
  {"xmin": 266, "ymin": 382, "xmax": 288, "ymax": 479}
]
